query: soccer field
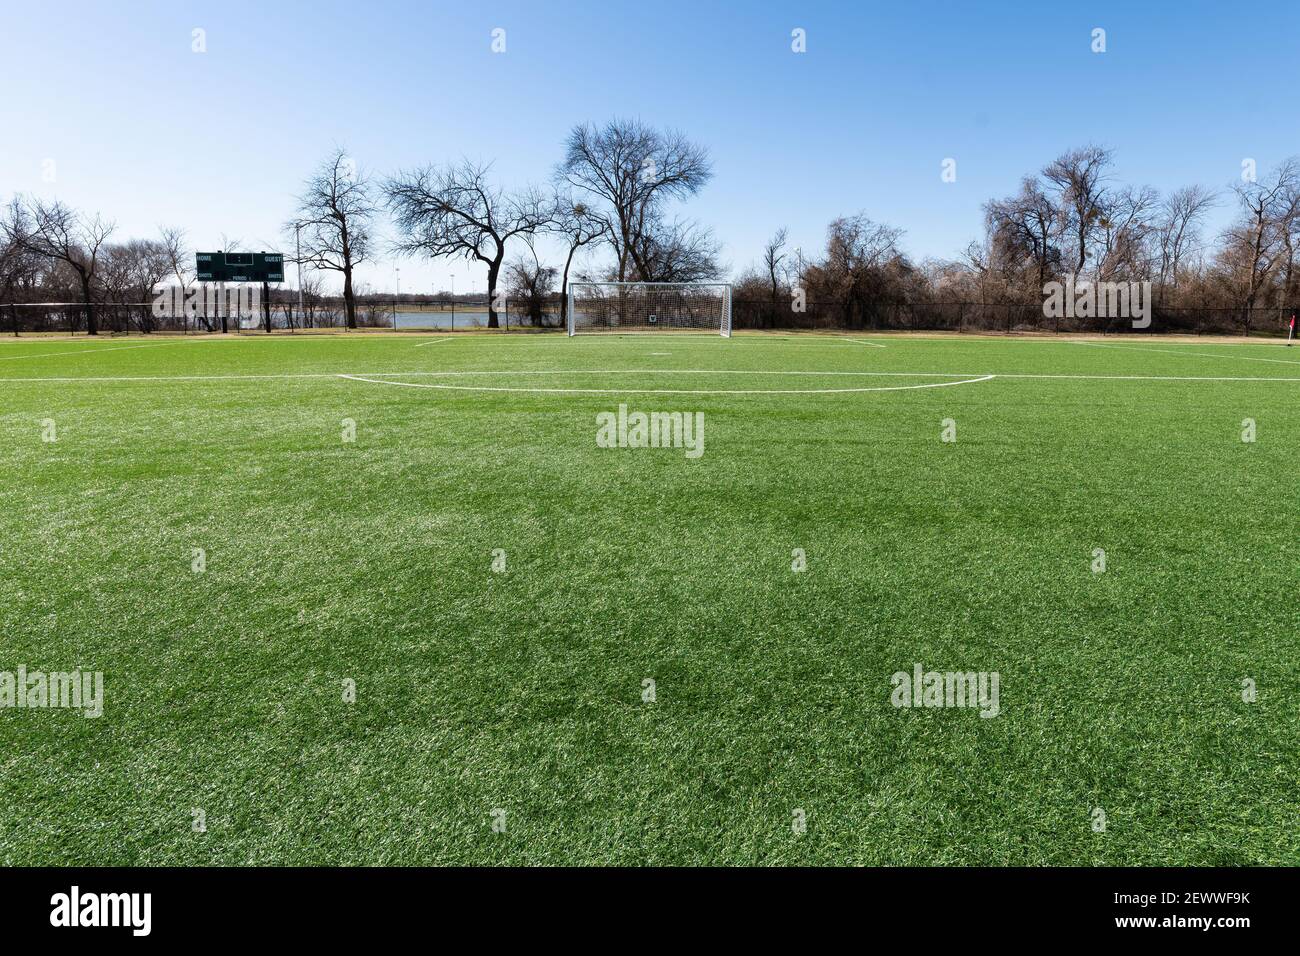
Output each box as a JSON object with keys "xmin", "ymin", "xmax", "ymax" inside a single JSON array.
[{"xmin": 1, "ymin": 331, "xmax": 1296, "ymax": 866}]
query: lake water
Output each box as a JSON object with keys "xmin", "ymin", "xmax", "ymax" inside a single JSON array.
[{"xmin": 394, "ymin": 310, "xmax": 491, "ymax": 329}]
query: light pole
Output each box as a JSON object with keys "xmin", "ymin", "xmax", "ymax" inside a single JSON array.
[
  {"xmin": 294, "ymin": 222, "xmax": 305, "ymax": 323},
  {"xmin": 394, "ymin": 267, "xmax": 401, "ymax": 331}
]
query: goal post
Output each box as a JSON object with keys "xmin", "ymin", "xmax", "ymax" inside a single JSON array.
[{"xmin": 567, "ymin": 282, "xmax": 732, "ymax": 337}]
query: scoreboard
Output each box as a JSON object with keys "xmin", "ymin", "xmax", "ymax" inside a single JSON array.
[{"xmin": 196, "ymin": 252, "xmax": 285, "ymax": 282}]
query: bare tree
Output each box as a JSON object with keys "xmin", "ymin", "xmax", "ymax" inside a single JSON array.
[
  {"xmin": 0, "ymin": 202, "xmax": 36, "ymax": 295},
  {"xmin": 548, "ymin": 195, "xmax": 608, "ymax": 325},
  {"xmin": 957, "ymin": 238, "xmax": 997, "ymax": 303},
  {"xmin": 134, "ymin": 239, "xmax": 171, "ymax": 324},
  {"xmin": 1042, "ymin": 145, "xmax": 1113, "ymax": 276},
  {"xmin": 1214, "ymin": 159, "xmax": 1300, "ymax": 322},
  {"xmin": 559, "ymin": 119, "xmax": 713, "ymax": 281},
  {"xmin": 505, "ymin": 241, "xmax": 559, "ymax": 327},
  {"xmin": 156, "ymin": 226, "xmax": 199, "ymax": 329},
  {"xmin": 1095, "ymin": 184, "xmax": 1159, "ymax": 282},
  {"xmin": 762, "ymin": 227, "xmax": 788, "ymax": 299},
  {"xmin": 633, "ymin": 217, "xmax": 722, "ymax": 283},
  {"xmin": 985, "ymin": 176, "xmax": 1063, "ymax": 294},
  {"xmin": 1154, "ymin": 186, "xmax": 1217, "ymax": 300},
  {"xmin": 821, "ymin": 214, "xmax": 905, "ymax": 274},
  {"xmin": 800, "ymin": 213, "xmax": 910, "ymax": 327},
  {"xmin": 102, "ymin": 239, "xmax": 169, "ymax": 301},
  {"xmin": 299, "ymin": 272, "xmax": 325, "ymax": 328},
  {"xmin": 5, "ymin": 197, "xmax": 114, "ymax": 334},
  {"xmin": 0, "ymin": 203, "xmax": 41, "ymax": 334},
  {"xmin": 288, "ymin": 149, "xmax": 376, "ymax": 329},
  {"xmin": 1279, "ymin": 192, "xmax": 1300, "ymax": 309},
  {"xmin": 385, "ymin": 160, "xmax": 551, "ymax": 328},
  {"xmin": 98, "ymin": 239, "xmax": 169, "ymax": 331},
  {"xmin": 159, "ymin": 226, "xmax": 192, "ymax": 292}
]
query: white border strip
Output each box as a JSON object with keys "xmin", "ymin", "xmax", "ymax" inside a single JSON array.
[{"xmin": 3, "ymin": 369, "xmax": 1299, "ymax": 385}]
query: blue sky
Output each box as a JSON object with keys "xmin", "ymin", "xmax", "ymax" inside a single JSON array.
[{"xmin": 2, "ymin": 0, "xmax": 1297, "ymax": 295}]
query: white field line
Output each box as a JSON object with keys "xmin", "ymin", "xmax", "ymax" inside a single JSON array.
[
  {"xmin": 3, "ymin": 368, "xmax": 1300, "ymax": 385},
  {"xmin": 511, "ymin": 335, "xmax": 1274, "ymax": 351},
  {"xmin": 490, "ymin": 337, "xmax": 879, "ymax": 349},
  {"xmin": 1073, "ymin": 341, "xmax": 1300, "ymax": 367},
  {"xmin": 0, "ymin": 343, "xmax": 176, "ymax": 361},
  {"xmin": 337, "ymin": 373, "xmax": 996, "ymax": 395},
  {"xmin": 413, "ymin": 337, "xmax": 454, "ymax": 347},
  {"xmin": 1080, "ymin": 340, "xmax": 1291, "ymax": 348}
]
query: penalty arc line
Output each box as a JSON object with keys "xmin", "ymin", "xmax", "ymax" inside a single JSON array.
[{"xmin": 335, "ymin": 369, "xmax": 993, "ymax": 392}]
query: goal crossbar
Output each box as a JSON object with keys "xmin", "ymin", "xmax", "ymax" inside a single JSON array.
[{"xmin": 567, "ymin": 282, "xmax": 732, "ymax": 337}]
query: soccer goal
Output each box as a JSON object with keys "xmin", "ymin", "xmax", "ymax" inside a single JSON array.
[{"xmin": 567, "ymin": 282, "xmax": 732, "ymax": 337}]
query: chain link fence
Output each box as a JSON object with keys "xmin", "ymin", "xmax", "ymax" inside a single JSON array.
[
  {"xmin": 0, "ymin": 295, "xmax": 1294, "ymax": 337},
  {"xmin": 729, "ymin": 297, "xmax": 1298, "ymax": 336}
]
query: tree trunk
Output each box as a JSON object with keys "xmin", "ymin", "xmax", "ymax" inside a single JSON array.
[
  {"xmin": 343, "ymin": 268, "xmax": 357, "ymax": 329},
  {"xmin": 486, "ymin": 259, "xmax": 501, "ymax": 329},
  {"xmin": 1037, "ymin": 225, "xmax": 1048, "ymax": 292},
  {"xmin": 616, "ymin": 233, "xmax": 631, "ymax": 282},
  {"xmin": 80, "ymin": 274, "xmax": 98, "ymax": 335},
  {"xmin": 560, "ymin": 246, "xmax": 578, "ymax": 326},
  {"xmin": 1281, "ymin": 241, "xmax": 1297, "ymax": 309}
]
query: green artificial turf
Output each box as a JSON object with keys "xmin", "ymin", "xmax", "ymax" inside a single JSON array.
[{"xmin": 0, "ymin": 330, "xmax": 1296, "ymax": 865}]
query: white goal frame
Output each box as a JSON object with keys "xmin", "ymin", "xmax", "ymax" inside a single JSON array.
[{"xmin": 567, "ymin": 281, "xmax": 732, "ymax": 337}]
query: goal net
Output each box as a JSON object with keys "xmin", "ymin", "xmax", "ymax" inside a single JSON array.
[{"xmin": 567, "ymin": 282, "xmax": 732, "ymax": 337}]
